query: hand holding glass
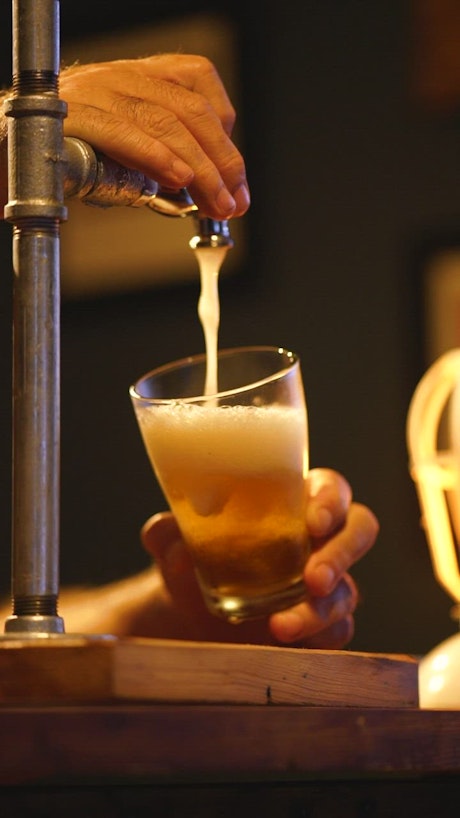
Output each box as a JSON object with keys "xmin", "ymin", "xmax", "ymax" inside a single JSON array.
[{"xmin": 130, "ymin": 346, "xmax": 310, "ymax": 623}]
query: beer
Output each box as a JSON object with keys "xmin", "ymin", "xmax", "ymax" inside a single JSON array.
[{"xmin": 135, "ymin": 400, "xmax": 309, "ymax": 620}]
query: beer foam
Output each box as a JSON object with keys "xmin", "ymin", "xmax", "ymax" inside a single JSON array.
[{"xmin": 138, "ymin": 403, "xmax": 308, "ymax": 474}]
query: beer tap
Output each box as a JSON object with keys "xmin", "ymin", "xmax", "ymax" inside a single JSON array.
[
  {"xmin": 62, "ymin": 135, "xmax": 233, "ymax": 249},
  {"xmin": 2, "ymin": 0, "xmax": 231, "ymax": 638}
]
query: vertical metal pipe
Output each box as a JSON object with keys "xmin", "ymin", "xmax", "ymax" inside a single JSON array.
[{"xmin": 3, "ymin": 0, "xmax": 66, "ymax": 633}]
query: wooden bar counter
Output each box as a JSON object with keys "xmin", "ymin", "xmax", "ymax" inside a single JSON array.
[{"xmin": 0, "ymin": 637, "xmax": 459, "ymax": 817}]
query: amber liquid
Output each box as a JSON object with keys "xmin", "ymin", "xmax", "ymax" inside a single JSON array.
[
  {"xmin": 164, "ymin": 467, "xmax": 308, "ymax": 595},
  {"xmin": 137, "ymin": 402, "xmax": 309, "ymax": 620}
]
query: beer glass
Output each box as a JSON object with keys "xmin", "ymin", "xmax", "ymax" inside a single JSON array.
[{"xmin": 130, "ymin": 346, "xmax": 310, "ymax": 622}]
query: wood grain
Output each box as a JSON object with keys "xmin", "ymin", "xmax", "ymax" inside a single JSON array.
[
  {"xmin": 0, "ymin": 637, "xmax": 418, "ymax": 707},
  {"xmin": 1, "ymin": 704, "xmax": 460, "ymax": 787}
]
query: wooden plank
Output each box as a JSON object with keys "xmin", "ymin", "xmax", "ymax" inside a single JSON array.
[
  {"xmin": 0, "ymin": 637, "xmax": 418, "ymax": 707},
  {"xmin": 1, "ymin": 704, "xmax": 460, "ymax": 786},
  {"xmin": 114, "ymin": 638, "xmax": 418, "ymax": 706}
]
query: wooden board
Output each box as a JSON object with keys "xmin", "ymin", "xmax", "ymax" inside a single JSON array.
[
  {"xmin": 0, "ymin": 636, "xmax": 418, "ymax": 707},
  {"xmin": 2, "ymin": 704, "xmax": 460, "ymax": 787}
]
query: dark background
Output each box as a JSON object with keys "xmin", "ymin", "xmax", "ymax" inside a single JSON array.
[{"xmin": 1, "ymin": 0, "xmax": 459, "ymax": 654}]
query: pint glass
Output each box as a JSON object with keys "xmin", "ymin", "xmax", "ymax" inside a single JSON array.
[{"xmin": 130, "ymin": 346, "xmax": 310, "ymax": 622}]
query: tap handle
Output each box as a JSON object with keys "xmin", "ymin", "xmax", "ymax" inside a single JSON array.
[{"xmin": 63, "ymin": 137, "xmax": 197, "ymax": 215}]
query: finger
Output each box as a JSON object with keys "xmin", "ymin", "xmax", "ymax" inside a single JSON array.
[
  {"xmin": 301, "ymin": 615, "xmax": 355, "ymax": 650},
  {"xmin": 119, "ymin": 83, "xmax": 248, "ymax": 216},
  {"xmin": 63, "ymin": 101, "xmax": 194, "ymax": 185},
  {"xmin": 141, "ymin": 512, "xmax": 206, "ymax": 608},
  {"xmin": 141, "ymin": 511, "xmax": 181, "ymax": 561},
  {"xmin": 305, "ymin": 503, "xmax": 379, "ymax": 596},
  {"xmin": 305, "ymin": 467, "xmax": 352, "ymax": 537},
  {"xmin": 269, "ymin": 575, "xmax": 358, "ymax": 645}
]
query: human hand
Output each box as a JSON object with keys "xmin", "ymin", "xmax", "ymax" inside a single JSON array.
[
  {"xmin": 59, "ymin": 54, "xmax": 250, "ymax": 220},
  {"xmin": 140, "ymin": 468, "xmax": 379, "ymax": 648}
]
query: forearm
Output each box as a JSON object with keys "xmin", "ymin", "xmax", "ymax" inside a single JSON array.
[
  {"xmin": 60, "ymin": 567, "xmax": 189, "ymax": 638},
  {"xmin": 0, "ymin": 566, "xmax": 190, "ymax": 639}
]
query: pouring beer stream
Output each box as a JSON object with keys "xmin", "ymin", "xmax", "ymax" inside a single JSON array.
[{"xmin": 189, "ymin": 218, "xmax": 234, "ymax": 397}]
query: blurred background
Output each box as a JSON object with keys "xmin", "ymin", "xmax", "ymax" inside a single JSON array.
[{"xmin": 1, "ymin": 0, "xmax": 460, "ymax": 655}]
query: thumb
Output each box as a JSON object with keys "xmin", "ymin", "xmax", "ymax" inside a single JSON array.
[
  {"xmin": 141, "ymin": 511, "xmax": 181, "ymax": 560},
  {"xmin": 140, "ymin": 511, "xmax": 202, "ymax": 603}
]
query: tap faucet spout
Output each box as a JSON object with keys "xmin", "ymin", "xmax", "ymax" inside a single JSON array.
[{"xmin": 190, "ymin": 217, "xmax": 234, "ymax": 249}]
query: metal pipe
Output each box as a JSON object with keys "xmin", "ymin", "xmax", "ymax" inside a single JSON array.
[{"xmin": 3, "ymin": 0, "xmax": 65, "ymax": 634}]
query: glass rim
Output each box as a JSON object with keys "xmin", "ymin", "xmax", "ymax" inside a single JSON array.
[{"xmin": 129, "ymin": 345, "xmax": 299, "ymax": 404}]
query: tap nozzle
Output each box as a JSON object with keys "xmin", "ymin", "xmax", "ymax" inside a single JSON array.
[{"xmin": 189, "ymin": 217, "xmax": 234, "ymax": 250}]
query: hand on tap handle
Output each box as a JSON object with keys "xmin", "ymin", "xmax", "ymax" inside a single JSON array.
[
  {"xmin": 59, "ymin": 53, "xmax": 250, "ymax": 221},
  {"xmin": 0, "ymin": 54, "xmax": 250, "ymax": 220}
]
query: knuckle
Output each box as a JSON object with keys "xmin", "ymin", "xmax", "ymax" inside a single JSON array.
[
  {"xmin": 185, "ymin": 54, "xmax": 217, "ymax": 75},
  {"xmin": 218, "ymin": 148, "xmax": 246, "ymax": 181},
  {"xmin": 116, "ymin": 97, "xmax": 183, "ymax": 140},
  {"xmin": 181, "ymin": 92, "xmax": 214, "ymax": 124}
]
